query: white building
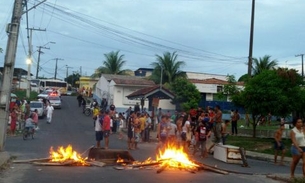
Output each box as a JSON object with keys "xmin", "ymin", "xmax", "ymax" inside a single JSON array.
[{"xmin": 94, "ymin": 74, "xmax": 155, "ymax": 112}]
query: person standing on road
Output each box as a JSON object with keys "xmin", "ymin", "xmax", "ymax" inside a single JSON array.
[
  {"xmin": 231, "ymin": 110, "xmax": 240, "ymax": 136},
  {"xmin": 32, "ymin": 109, "xmax": 39, "ymax": 130},
  {"xmin": 81, "ymin": 97, "xmax": 86, "ymax": 113},
  {"xmin": 102, "ymin": 110, "xmax": 111, "ymax": 149},
  {"xmin": 290, "ymin": 118, "xmax": 305, "ymax": 178},
  {"xmin": 127, "ymin": 111, "xmax": 135, "ymax": 150},
  {"xmin": 46, "ymin": 103, "xmax": 54, "ymax": 124},
  {"xmin": 274, "ymin": 122, "xmax": 286, "ymax": 165},
  {"xmin": 193, "ymin": 120, "xmax": 211, "ymax": 158},
  {"xmin": 156, "ymin": 115, "xmax": 170, "ymax": 151},
  {"xmin": 133, "ymin": 113, "xmax": 141, "ymax": 149},
  {"xmin": 77, "ymin": 94, "xmax": 83, "ymax": 107},
  {"xmin": 94, "ymin": 110, "xmax": 104, "ymax": 148},
  {"xmin": 214, "ymin": 105, "xmax": 222, "ymax": 144},
  {"xmin": 10, "ymin": 108, "xmax": 18, "ymax": 136},
  {"xmin": 144, "ymin": 113, "xmax": 152, "ymax": 142}
]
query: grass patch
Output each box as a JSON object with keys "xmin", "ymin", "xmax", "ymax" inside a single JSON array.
[
  {"xmin": 226, "ymin": 135, "xmax": 292, "ymax": 157},
  {"xmin": 12, "ymin": 90, "xmax": 38, "ymax": 101}
]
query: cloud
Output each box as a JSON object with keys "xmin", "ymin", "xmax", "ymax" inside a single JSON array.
[{"xmin": 0, "ymin": 0, "xmax": 304, "ymax": 80}]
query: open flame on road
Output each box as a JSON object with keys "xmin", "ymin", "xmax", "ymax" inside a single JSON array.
[
  {"xmin": 156, "ymin": 143, "xmax": 199, "ymax": 170},
  {"xmin": 49, "ymin": 145, "xmax": 88, "ymax": 166},
  {"xmin": 117, "ymin": 143, "xmax": 199, "ymax": 171}
]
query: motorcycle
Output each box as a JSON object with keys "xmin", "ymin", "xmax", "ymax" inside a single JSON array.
[{"xmin": 84, "ymin": 105, "xmax": 93, "ymax": 116}]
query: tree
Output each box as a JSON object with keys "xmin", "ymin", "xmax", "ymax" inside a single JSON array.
[
  {"xmin": 170, "ymin": 78, "xmax": 201, "ymax": 111},
  {"xmin": 0, "ymin": 47, "xmax": 3, "ymax": 53},
  {"xmin": 65, "ymin": 72, "xmax": 81, "ymax": 87},
  {"xmin": 252, "ymin": 55, "xmax": 278, "ymax": 75},
  {"xmin": 238, "ymin": 74, "xmax": 250, "ymax": 82},
  {"xmin": 218, "ymin": 75, "xmax": 241, "ymax": 100},
  {"xmin": 150, "ymin": 51, "xmax": 186, "ymax": 84},
  {"xmin": 232, "ymin": 69, "xmax": 304, "ymax": 137},
  {"xmin": 92, "ymin": 50, "xmax": 127, "ymax": 77}
]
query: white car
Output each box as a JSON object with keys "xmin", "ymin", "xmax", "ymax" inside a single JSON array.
[
  {"xmin": 30, "ymin": 101, "xmax": 45, "ymax": 118},
  {"xmin": 47, "ymin": 96, "xmax": 61, "ymax": 109},
  {"xmin": 37, "ymin": 90, "xmax": 52, "ymax": 99}
]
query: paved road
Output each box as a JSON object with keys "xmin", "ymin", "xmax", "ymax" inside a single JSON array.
[{"xmin": 0, "ymin": 96, "xmax": 296, "ymax": 183}]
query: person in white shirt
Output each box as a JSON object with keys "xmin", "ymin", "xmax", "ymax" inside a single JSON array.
[
  {"xmin": 46, "ymin": 103, "xmax": 54, "ymax": 124},
  {"xmin": 290, "ymin": 118, "xmax": 305, "ymax": 178},
  {"xmin": 94, "ymin": 110, "xmax": 104, "ymax": 148}
]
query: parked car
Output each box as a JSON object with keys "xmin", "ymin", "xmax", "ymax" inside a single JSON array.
[
  {"xmin": 30, "ymin": 101, "xmax": 45, "ymax": 118},
  {"xmin": 47, "ymin": 96, "xmax": 61, "ymax": 109}
]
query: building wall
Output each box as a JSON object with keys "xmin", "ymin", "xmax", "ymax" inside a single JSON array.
[
  {"xmin": 79, "ymin": 77, "xmax": 99, "ymax": 93},
  {"xmin": 194, "ymin": 83, "xmax": 219, "ymax": 93},
  {"xmin": 186, "ymin": 72, "xmax": 227, "ymax": 80}
]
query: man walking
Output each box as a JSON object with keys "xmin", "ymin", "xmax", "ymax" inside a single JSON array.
[{"xmin": 46, "ymin": 103, "xmax": 54, "ymax": 124}]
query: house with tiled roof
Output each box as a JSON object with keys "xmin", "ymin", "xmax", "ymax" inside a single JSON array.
[
  {"xmin": 189, "ymin": 77, "xmax": 244, "ymax": 112},
  {"xmin": 94, "ymin": 74, "xmax": 156, "ymax": 111}
]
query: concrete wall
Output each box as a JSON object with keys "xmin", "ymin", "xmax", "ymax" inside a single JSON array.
[{"xmin": 237, "ymin": 128, "xmax": 291, "ymax": 139}]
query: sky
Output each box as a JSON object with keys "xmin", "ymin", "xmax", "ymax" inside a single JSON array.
[{"xmin": 0, "ymin": 0, "xmax": 304, "ymax": 80}]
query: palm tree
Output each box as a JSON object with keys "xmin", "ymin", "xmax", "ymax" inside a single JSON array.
[
  {"xmin": 151, "ymin": 51, "xmax": 186, "ymax": 84},
  {"xmin": 252, "ymin": 55, "xmax": 278, "ymax": 75},
  {"xmin": 91, "ymin": 50, "xmax": 127, "ymax": 77}
]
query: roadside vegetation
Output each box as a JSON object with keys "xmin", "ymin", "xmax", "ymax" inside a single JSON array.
[{"xmin": 12, "ymin": 89, "xmax": 38, "ymax": 101}]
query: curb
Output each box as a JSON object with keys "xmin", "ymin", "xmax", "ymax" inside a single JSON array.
[{"xmin": 0, "ymin": 151, "xmax": 11, "ymax": 168}]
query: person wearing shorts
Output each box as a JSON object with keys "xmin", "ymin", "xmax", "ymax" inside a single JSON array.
[
  {"xmin": 274, "ymin": 123, "xmax": 285, "ymax": 165},
  {"xmin": 94, "ymin": 110, "xmax": 104, "ymax": 148},
  {"xmin": 290, "ymin": 118, "xmax": 305, "ymax": 178}
]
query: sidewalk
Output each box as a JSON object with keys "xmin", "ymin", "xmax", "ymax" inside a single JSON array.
[{"xmin": 0, "ymin": 151, "xmax": 11, "ymax": 169}]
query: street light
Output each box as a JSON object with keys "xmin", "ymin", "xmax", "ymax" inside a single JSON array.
[{"xmin": 26, "ymin": 56, "xmax": 32, "ymax": 98}]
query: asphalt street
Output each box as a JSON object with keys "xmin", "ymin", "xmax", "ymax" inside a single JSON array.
[{"xmin": 0, "ymin": 96, "xmax": 297, "ymax": 183}]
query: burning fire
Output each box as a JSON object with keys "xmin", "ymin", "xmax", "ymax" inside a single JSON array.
[
  {"xmin": 49, "ymin": 145, "xmax": 88, "ymax": 166},
  {"xmin": 156, "ymin": 143, "xmax": 199, "ymax": 170}
]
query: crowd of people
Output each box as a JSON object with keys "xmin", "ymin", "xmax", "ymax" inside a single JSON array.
[
  {"xmin": 8, "ymin": 98, "xmax": 37, "ymax": 136},
  {"xmin": 89, "ymin": 100, "xmax": 240, "ymax": 159},
  {"xmin": 8, "ymin": 97, "xmax": 54, "ymax": 137}
]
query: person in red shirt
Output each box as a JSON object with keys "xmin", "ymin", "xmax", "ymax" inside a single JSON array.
[{"xmin": 102, "ymin": 110, "xmax": 111, "ymax": 149}]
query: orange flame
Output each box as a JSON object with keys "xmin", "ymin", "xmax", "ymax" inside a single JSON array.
[
  {"xmin": 49, "ymin": 145, "xmax": 88, "ymax": 166},
  {"xmin": 156, "ymin": 143, "xmax": 199, "ymax": 169}
]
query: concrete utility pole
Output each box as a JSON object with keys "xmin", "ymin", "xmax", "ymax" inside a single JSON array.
[
  {"xmin": 0, "ymin": 0, "xmax": 23, "ymax": 151},
  {"xmin": 36, "ymin": 41, "xmax": 55, "ymax": 79},
  {"xmin": 66, "ymin": 65, "xmax": 73, "ymax": 79},
  {"xmin": 248, "ymin": 0, "xmax": 255, "ymax": 77},
  {"xmin": 26, "ymin": 28, "xmax": 46, "ymax": 98},
  {"xmin": 54, "ymin": 58, "xmax": 64, "ymax": 79},
  {"xmin": 296, "ymin": 54, "xmax": 304, "ymax": 78}
]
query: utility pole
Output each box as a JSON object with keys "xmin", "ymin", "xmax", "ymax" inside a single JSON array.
[
  {"xmin": 66, "ymin": 65, "xmax": 73, "ymax": 79},
  {"xmin": 0, "ymin": 0, "xmax": 23, "ymax": 151},
  {"xmin": 296, "ymin": 54, "xmax": 304, "ymax": 78},
  {"xmin": 248, "ymin": 0, "xmax": 255, "ymax": 77},
  {"xmin": 53, "ymin": 58, "xmax": 64, "ymax": 79},
  {"xmin": 26, "ymin": 28, "xmax": 46, "ymax": 98},
  {"xmin": 36, "ymin": 41, "xmax": 55, "ymax": 79},
  {"xmin": 80, "ymin": 66, "xmax": 82, "ymax": 76},
  {"xmin": 36, "ymin": 46, "xmax": 49, "ymax": 79}
]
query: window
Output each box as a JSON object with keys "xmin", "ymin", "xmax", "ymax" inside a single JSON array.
[{"xmin": 217, "ymin": 86, "xmax": 223, "ymax": 93}]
